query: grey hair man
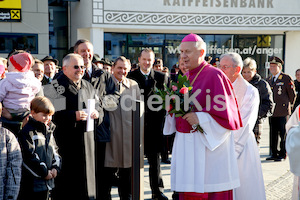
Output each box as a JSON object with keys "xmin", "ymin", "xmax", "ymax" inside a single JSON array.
[
  {"xmin": 219, "ymin": 52, "xmax": 266, "ymax": 200},
  {"xmin": 163, "ymin": 34, "xmax": 242, "ymax": 200},
  {"xmin": 48, "ymin": 53, "xmax": 100, "ymax": 200}
]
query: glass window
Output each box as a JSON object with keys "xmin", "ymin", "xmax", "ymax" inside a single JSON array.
[
  {"xmin": 233, "ymin": 35, "xmax": 284, "ymax": 78},
  {"xmin": 49, "ymin": 5, "xmax": 68, "ymax": 64},
  {"xmin": 128, "ymin": 34, "xmax": 164, "ymax": 46},
  {"xmin": 104, "ymin": 33, "xmax": 126, "ymax": 61},
  {"xmin": 103, "ymin": 32, "xmax": 284, "ymax": 79},
  {"xmin": 164, "ymin": 34, "xmax": 185, "ymax": 68},
  {"xmin": 0, "ymin": 33, "xmax": 38, "ymax": 54}
]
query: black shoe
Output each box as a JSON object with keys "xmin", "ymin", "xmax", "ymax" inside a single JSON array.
[
  {"xmin": 152, "ymin": 192, "xmax": 168, "ymax": 200},
  {"xmin": 276, "ymin": 155, "xmax": 286, "ymax": 162},
  {"xmin": 162, "ymin": 159, "xmax": 171, "ymax": 164},
  {"xmin": 278, "ymin": 153, "xmax": 287, "ymax": 160},
  {"xmin": 266, "ymin": 156, "xmax": 278, "ymax": 161},
  {"xmin": 274, "ymin": 157, "xmax": 283, "ymax": 162}
]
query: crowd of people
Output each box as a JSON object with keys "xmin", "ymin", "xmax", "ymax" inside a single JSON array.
[{"xmin": 0, "ymin": 33, "xmax": 300, "ymax": 200}]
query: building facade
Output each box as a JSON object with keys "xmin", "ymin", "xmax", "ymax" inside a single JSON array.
[
  {"xmin": 1, "ymin": 0, "xmax": 300, "ymax": 78},
  {"xmin": 0, "ymin": 0, "xmax": 68, "ymax": 65},
  {"xmin": 72, "ymin": 0, "xmax": 300, "ymax": 78},
  {"xmin": 0, "ymin": 0, "xmax": 49, "ymax": 59}
]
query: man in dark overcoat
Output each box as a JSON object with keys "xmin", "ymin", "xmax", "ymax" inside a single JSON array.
[
  {"xmin": 73, "ymin": 39, "xmax": 119, "ymax": 199},
  {"xmin": 45, "ymin": 53, "xmax": 100, "ymax": 200},
  {"xmin": 267, "ymin": 56, "xmax": 296, "ymax": 161},
  {"xmin": 127, "ymin": 48, "xmax": 169, "ymax": 200}
]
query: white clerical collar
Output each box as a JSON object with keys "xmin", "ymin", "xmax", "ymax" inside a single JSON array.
[
  {"xmin": 140, "ymin": 69, "xmax": 151, "ymax": 76},
  {"xmin": 273, "ymin": 72, "xmax": 281, "ymax": 81}
]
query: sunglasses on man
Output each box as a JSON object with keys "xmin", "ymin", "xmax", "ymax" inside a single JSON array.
[{"xmin": 73, "ymin": 65, "xmax": 85, "ymax": 70}]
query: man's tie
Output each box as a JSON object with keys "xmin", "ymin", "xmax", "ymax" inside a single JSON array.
[
  {"xmin": 145, "ymin": 75, "xmax": 150, "ymax": 87},
  {"xmin": 118, "ymin": 82, "xmax": 122, "ymax": 91},
  {"xmin": 272, "ymin": 76, "xmax": 275, "ymax": 85},
  {"xmin": 85, "ymin": 70, "xmax": 90, "ymax": 79}
]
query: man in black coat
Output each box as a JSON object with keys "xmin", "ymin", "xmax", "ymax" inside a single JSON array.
[
  {"xmin": 73, "ymin": 39, "xmax": 119, "ymax": 199},
  {"xmin": 44, "ymin": 53, "xmax": 100, "ymax": 200},
  {"xmin": 127, "ymin": 48, "xmax": 169, "ymax": 200}
]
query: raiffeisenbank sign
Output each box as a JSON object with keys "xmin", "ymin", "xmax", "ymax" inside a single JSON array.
[
  {"xmin": 163, "ymin": 0, "xmax": 274, "ymax": 8},
  {"xmin": 104, "ymin": 0, "xmax": 297, "ymax": 14},
  {"xmin": 102, "ymin": 0, "xmax": 300, "ymax": 27}
]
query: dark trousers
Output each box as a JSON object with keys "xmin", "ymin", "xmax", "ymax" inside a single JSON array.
[
  {"xmin": 96, "ymin": 141, "xmax": 106, "ymax": 200},
  {"xmin": 1, "ymin": 110, "xmax": 29, "ymax": 137},
  {"xmin": 147, "ymin": 152, "xmax": 164, "ymax": 195},
  {"xmin": 161, "ymin": 134, "xmax": 175, "ymax": 160},
  {"xmin": 269, "ymin": 116, "xmax": 287, "ymax": 157},
  {"xmin": 161, "ymin": 136, "xmax": 169, "ymax": 161},
  {"xmin": 97, "ymin": 167, "xmax": 132, "ymax": 200},
  {"xmin": 18, "ymin": 189, "xmax": 49, "ymax": 200}
]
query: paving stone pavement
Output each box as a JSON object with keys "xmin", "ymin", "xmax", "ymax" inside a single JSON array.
[
  {"xmin": 265, "ymin": 171, "xmax": 293, "ymax": 200},
  {"xmin": 260, "ymin": 118, "xmax": 294, "ymax": 200}
]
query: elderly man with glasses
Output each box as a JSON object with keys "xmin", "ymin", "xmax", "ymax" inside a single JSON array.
[
  {"xmin": 219, "ymin": 52, "xmax": 266, "ymax": 200},
  {"xmin": 44, "ymin": 53, "xmax": 100, "ymax": 200}
]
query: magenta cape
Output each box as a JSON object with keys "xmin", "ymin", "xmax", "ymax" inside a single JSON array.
[{"xmin": 181, "ymin": 61, "xmax": 242, "ymax": 130}]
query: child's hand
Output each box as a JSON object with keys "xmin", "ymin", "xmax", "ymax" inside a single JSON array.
[
  {"xmin": 51, "ymin": 168, "xmax": 58, "ymax": 178},
  {"xmin": 45, "ymin": 170, "xmax": 53, "ymax": 180}
]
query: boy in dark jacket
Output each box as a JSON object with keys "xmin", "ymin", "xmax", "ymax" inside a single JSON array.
[{"xmin": 18, "ymin": 97, "xmax": 61, "ymax": 200}]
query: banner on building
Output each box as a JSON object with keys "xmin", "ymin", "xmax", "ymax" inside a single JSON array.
[{"xmin": 0, "ymin": 0, "xmax": 21, "ymax": 22}]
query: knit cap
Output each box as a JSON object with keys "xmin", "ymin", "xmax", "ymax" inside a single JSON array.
[{"xmin": 9, "ymin": 52, "xmax": 33, "ymax": 72}]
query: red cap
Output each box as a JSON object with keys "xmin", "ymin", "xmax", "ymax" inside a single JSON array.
[{"xmin": 9, "ymin": 52, "xmax": 33, "ymax": 72}]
